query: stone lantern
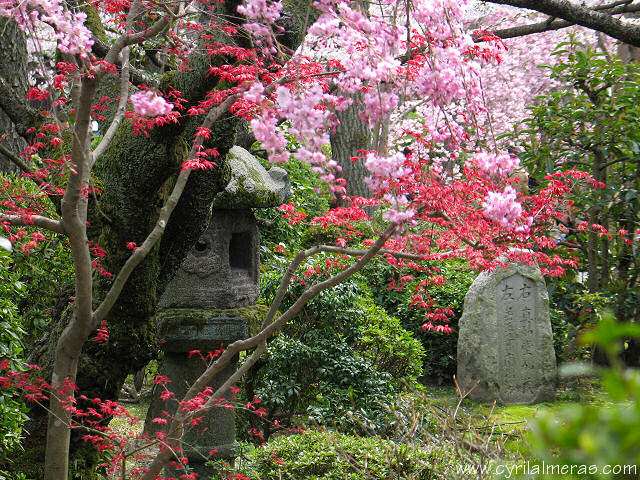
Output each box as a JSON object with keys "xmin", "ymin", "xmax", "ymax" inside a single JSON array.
[{"xmin": 146, "ymin": 146, "xmax": 288, "ymax": 473}]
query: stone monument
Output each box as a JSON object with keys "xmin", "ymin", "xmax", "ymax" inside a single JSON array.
[
  {"xmin": 147, "ymin": 146, "xmax": 288, "ymax": 473},
  {"xmin": 456, "ymin": 262, "xmax": 556, "ymax": 404}
]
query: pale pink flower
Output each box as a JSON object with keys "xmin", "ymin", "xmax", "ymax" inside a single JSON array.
[
  {"xmin": 130, "ymin": 91, "xmax": 173, "ymax": 117},
  {"xmin": 482, "ymin": 186, "xmax": 522, "ymax": 226},
  {"xmin": 383, "ymin": 208, "xmax": 415, "ymax": 224},
  {"xmin": 472, "ymin": 151, "xmax": 520, "ymax": 178}
]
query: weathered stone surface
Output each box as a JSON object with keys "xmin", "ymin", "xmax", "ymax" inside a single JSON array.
[
  {"xmin": 151, "ymin": 151, "xmax": 282, "ymax": 470},
  {"xmin": 213, "ymin": 146, "xmax": 289, "ymax": 209},
  {"xmin": 158, "ymin": 310, "xmax": 250, "ymax": 352},
  {"xmin": 159, "ymin": 209, "xmax": 259, "ymax": 309},
  {"xmin": 146, "ymin": 311, "xmax": 250, "ymax": 464},
  {"xmin": 457, "ymin": 263, "xmax": 556, "ymax": 404}
]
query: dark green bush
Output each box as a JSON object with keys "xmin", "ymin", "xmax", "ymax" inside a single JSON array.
[
  {"xmin": 353, "ymin": 294, "xmax": 424, "ymax": 381},
  {"xmin": 248, "ymin": 270, "xmax": 425, "ymax": 437},
  {"xmin": 362, "ymin": 259, "xmax": 477, "ymax": 384},
  {"xmin": 253, "ymin": 335, "xmax": 394, "ymax": 434},
  {"xmin": 0, "ymin": 174, "xmax": 73, "ymax": 349},
  {"xmin": 0, "ymin": 251, "xmax": 29, "ymax": 460},
  {"xmin": 240, "ymin": 430, "xmax": 447, "ymax": 480}
]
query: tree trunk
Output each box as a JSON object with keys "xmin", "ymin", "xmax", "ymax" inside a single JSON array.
[
  {"xmin": 330, "ymin": 92, "xmax": 372, "ymax": 205},
  {"xmin": 0, "ymin": 18, "xmax": 28, "ymax": 174}
]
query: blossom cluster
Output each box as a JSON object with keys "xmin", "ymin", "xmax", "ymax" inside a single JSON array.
[
  {"xmin": 482, "ymin": 186, "xmax": 522, "ymax": 227},
  {"xmin": 130, "ymin": 91, "xmax": 174, "ymax": 117},
  {"xmin": 473, "ymin": 8, "xmax": 599, "ymax": 142},
  {"xmin": 472, "ymin": 151, "xmax": 520, "ymax": 178},
  {"xmin": 0, "ymin": 0, "xmax": 93, "ymax": 56},
  {"xmin": 237, "ymin": 0, "xmax": 283, "ymax": 54},
  {"xmin": 245, "ymin": 82, "xmax": 344, "ymax": 189}
]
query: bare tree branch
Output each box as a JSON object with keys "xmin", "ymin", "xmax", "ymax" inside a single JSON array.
[
  {"xmin": 483, "ymin": 0, "xmax": 640, "ymax": 46},
  {"xmin": 0, "ymin": 212, "xmax": 64, "ymax": 233},
  {"xmin": 92, "ymin": 0, "xmax": 139, "ymax": 165},
  {"xmin": 103, "ymin": 4, "xmax": 180, "ymax": 68},
  {"xmin": 91, "ymin": 38, "xmax": 159, "ymax": 88},
  {"xmin": 481, "ymin": 0, "xmax": 640, "ymax": 40},
  {"xmin": 484, "ymin": 2, "xmax": 640, "ymax": 38}
]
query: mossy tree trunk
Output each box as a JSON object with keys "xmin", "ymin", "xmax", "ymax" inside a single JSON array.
[{"xmin": 0, "ymin": 18, "xmax": 28, "ymax": 174}]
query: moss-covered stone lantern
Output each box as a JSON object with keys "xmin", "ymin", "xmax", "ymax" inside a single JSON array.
[{"xmin": 147, "ymin": 146, "xmax": 289, "ymax": 474}]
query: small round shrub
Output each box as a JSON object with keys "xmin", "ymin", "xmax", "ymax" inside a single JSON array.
[
  {"xmin": 250, "ymin": 334, "xmax": 395, "ymax": 436},
  {"xmin": 353, "ymin": 294, "xmax": 424, "ymax": 382},
  {"xmin": 240, "ymin": 430, "xmax": 448, "ymax": 480}
]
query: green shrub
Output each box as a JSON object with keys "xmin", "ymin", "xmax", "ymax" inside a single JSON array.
[
  {"xmin": 353, "ymin": 294, "xmax": 424, "ymax": 382},
  {"xmin": 0, "ymin": 174, "xmax": 73, "ymax": 349},
  {"xmin": 509, "ymin": 41, "xmax": 640, "ymax": 331},
  {"xmin": 524, "ymin": 315, "xmax": 640, "ymax": 479},
  {"xmin": 0, "ymin": 251, "xmax": 29, "ymax": 460},
  {"xmin": 240, "ymin": 430, "xmax": 447, "ymax": 480},
  {"xmin": 255, "ymin": 152, "xmax": 331, "ymax": 262},
  {"xmin": 248, "ymin": 334, "xmax": 395, "ymax": 436},
  {"xmin": 250, "ymin": 271, "xmax": 426, "ymax": 437},
  {"xmin": 362, "ymin": 259, "xmax": 477, "ymax": 384}
]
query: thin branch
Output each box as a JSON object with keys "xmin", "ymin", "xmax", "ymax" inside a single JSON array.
[
  {"xmin": 0, "ymin": 144, "xmax": 37, "ymax": 176},
  {"xmin": 602, "ymin": 156, "xmax": 634, "ymax": 169},
  {"xmin": 92, "ymin": 0, "xmax": 140, "ymax": 164},
  {"xmin": 0, "ymin": 76, "xmax": 37, "ymax": 139},
  {"xmin": 91, "ymin": 38, "xmax": 159, "ymax": 87},
  {"xmin": 103, "ymin": 8, "xmax": 177, "ymax": 67},
  {"xmin": 0, "ymin": 212, "xmax": 64, "ymax": 233}
]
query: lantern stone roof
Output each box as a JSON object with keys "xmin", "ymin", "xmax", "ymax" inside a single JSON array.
[{"xmin": 213, "ymin": 146, "xmax": 289, "ymax": 209}]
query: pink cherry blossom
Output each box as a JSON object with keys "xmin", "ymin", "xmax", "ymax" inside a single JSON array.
[
  {"xmin": 243, "ymin": 82, "xmax": 266, "ymax": 103},
  {"xmin": 237, "ymin": 0, "xmax": 283, "ymax": 54},
  {"xmin": 130, "ymin": 91, "xmax": 174, "ymax": 117},
  {"xmin": 482, "ymin": 185, "xmax": 522, "ymax": 227},
  {"xmin": 383, "ymin": 208, "xmax": 416, "ymax": 224},
  {"xmin": 472, "ymin": 151, "xmax": 520, "ymax": 178},
  {"xmin": 1, "ymin": 0, "xmax": 93, "ymax": 56}
]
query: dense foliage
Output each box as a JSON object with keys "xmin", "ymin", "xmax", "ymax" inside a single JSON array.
[
  {"xmin": 238, "ymin": 429, "xmax": 449, "ymax": 480},
  {"xmin": 526, "ymin": 315, "xmax": 640, "ymax": 478},
  {"xmin": 247, "ymin": 271, "xmax": 424, "ymax": 438},
  {"xmin": 362, "ymin": 259, "xmax": 476, "ymax": 383},
  {"xmin": 0, "ymin": 250, "xmax": 29, "ymax": 461},
  {"xmin": 512, "ymin": 41, "xmax": 640, "ymax": 326}
]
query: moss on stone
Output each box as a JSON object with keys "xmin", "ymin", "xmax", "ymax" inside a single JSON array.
[
  {"xmin": 213, "ymin": 147, "xmax": 288, "ymax": 209},
  {"xmin": 157, "ymin": 305, "xmax": 272, "ymax": 337}
]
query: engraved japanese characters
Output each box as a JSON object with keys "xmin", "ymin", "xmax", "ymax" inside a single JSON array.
[{"xmin": 457, "ymin": 262, "xmax": 557, "ymax": 404}]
